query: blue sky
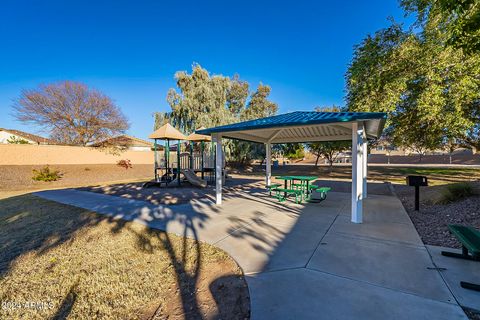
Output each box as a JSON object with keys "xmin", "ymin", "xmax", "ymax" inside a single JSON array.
[{"xmin": 0, "ymin": 0, "xmax": 411, "ymax": 139}]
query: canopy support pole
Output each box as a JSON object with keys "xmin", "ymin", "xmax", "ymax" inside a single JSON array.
[
  {"xmin": 265, "ymin": 142, "xmax": 271, "ymax": 186},
  {"xmin": 351, "ymin": 122, "xmax": 364, "ymax": 223},
  {"xmin": 201, "ymin": 141, "xmax": 205, "ymax": 179},
  {"xmin": 190, "ymin": 141, "xmax": 194, "ymax": 170},
  {"xmin": 166, "ymin": 139, "xmax": 170, "ymax": 183},
  {"xmin": 177, "ymin": 140, "xmax": 181, "ymax": 186},
  {"xmin": 154, "ymin": 139, "xmax": 158, "ymax": 182},
  {"xmin": 362, "ymin": 130, "xmax": 368, "ymax": 199},
  {"xmin": 214, "ymin": 134, "xmax": 223, "ymax": 205}
]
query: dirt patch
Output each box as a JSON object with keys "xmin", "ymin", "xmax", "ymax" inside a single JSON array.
[
  {"xmin": 0, "ymin": 194, "xmax": 250, "ymax": 319},
  {"xmin": 0, "ymin": 164, "xmax": 152, "ymax": 192},
  {"xmin": 395, "ymin": 184, "xmax": 480, "ymax": 248}
]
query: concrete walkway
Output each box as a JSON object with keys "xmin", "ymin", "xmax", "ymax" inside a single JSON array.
[{"xmin": 34, "ymin": 186, "xmax": 469, "ymax": 319}]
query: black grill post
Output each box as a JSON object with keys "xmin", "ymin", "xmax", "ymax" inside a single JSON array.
[
  {"xmin": 415, "ymin": 185, "xmax": 420, "ymax": 211},
  {"xmin": 406, "ymin": 175, "xmax": 428, "ymax": 211}
]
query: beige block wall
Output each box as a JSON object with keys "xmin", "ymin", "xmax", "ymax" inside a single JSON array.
[{"xmin": 0, "ymin": 145, "xmax": 154, "ymax": 165}]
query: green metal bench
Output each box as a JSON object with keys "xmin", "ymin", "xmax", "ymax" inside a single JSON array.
[
  {"xmin": 441, "ymin": 224, "xmax": 480, "ymax": 291},
  {"xmin": 266, "ymin": 183, "xmax": 282, "ymax": 196},
  {"xmin": 272, "ymin": 188, "xmax": 303, "ymax": 204}
]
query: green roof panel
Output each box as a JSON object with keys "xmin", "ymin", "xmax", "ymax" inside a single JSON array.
[{"xmin": 196, "ymin": 111, "xmax": 387, "ymax": 135}]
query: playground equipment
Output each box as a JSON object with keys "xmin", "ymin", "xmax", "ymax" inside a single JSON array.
[
  {"xmin": 144, "ymin": 123, "xmax": 218, "ymax": 188},
  {"xmin": 147, "ymin": 123, "xmax": 187, "ymax": 187},
  {"xmin": 186, "ymin": 128, "xmax": 212, "ymax": 180},
  {"xmin": 183, "ymin": 168, "xmax": 208, "ymax": 188}
]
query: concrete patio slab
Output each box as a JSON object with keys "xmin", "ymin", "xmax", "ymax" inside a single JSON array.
[
  {"xmin": 308, "ymin": 233, "xmax": 456, "ymax": 303},
  {"xmin": 247, "ymin": 268, "xmax": 466, "ymax": 320},
  {"xmin": 33, "ymin": 187, "xmax": 470, "ymax": 319},
  {"xmin": 331, "ymin": 214, "xmax": 423, "ymax": 246},
  {"xmin": 216, "ymin": 211, "xmax": 337, "ymax": 274},
  {"xmin": 427, "ymin": 245, "xmax": 480, "ymax": 311}
]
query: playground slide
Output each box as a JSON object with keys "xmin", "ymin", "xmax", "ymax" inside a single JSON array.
[{"xmin": 182, "ymin": 169, "xmax": 207, "ymax": 188}]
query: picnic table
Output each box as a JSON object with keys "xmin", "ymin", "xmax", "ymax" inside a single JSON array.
[{"xmin": 276, "ymin": 175, "xmax": 318, "ymax": 198}]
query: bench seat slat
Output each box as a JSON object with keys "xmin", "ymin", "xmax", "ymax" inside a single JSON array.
[
  {"xmin": 448, "ymin": 225, "xmax": 480, "ymax": 256},
  {"xmin": 266, "ymin": 183, "xmax": 281, "ymax": 189}
]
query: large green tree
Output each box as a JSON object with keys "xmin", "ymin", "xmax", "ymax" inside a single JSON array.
[
  {"xmin": 162, "ymin": 64, "xmax": 233, "ymax": 134},
  {"xmin": 155, "ymin": 64, "xmax": 278, "ymax": 163},
  {"xmin": 346, "ymin": 4, "xmax": 480, "ymax": 154},
  {"xmin": 401, "ymin": 0, "xmax": 480, "ymax": 54}
]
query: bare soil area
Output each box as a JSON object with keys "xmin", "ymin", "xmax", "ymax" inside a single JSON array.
[{"xmin": 0, "ymin": 164, "xmax": 152, "ymax": 192}]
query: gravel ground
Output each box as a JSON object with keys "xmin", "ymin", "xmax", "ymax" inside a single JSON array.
[{"xmin": 395, "ymin": 184, "xmax": 480, "ymax": 248}]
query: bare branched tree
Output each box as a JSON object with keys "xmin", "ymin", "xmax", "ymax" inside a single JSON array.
[{"xmin": 13, "ymin": 81, "xmax": 129, "ymax": 146}]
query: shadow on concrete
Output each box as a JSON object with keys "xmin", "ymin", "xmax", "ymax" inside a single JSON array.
[{"xmin": 77, "ymin": 177, "xmax": 261, "ymax": 205}]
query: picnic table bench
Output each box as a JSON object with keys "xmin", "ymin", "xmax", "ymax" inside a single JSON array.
[
  {"xmin": 272, "ymin": 188, "xmax": 303, "ymax": 204},
  {"xmin": 441, "ymin": 224, "xmax": 480, "ymax": 291},
  {"xmin": 266, "ymin": 183, "xmax": 282, "ymax": 196}
]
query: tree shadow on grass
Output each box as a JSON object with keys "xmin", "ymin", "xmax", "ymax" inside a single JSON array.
[
  {"xmin": 0, "ymin": 194, "xmax": 105, "ymax": 277},
  {"xmin": 0, "ymin": 192, "xmax": 251, "ymax": 319},
  {"xmin": 50, "ymin": 281, "xmax": 79, "ymax": 320}
]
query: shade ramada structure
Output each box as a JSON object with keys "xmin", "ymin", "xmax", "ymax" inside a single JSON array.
[{"xmin": 197, "ymin": 111, "xmax": 387, "ymax": 224}]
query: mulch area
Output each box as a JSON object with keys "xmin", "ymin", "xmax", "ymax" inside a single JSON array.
[{"xmin": 394, "ymin": 184, "xmax": 480, "ymax": 248}]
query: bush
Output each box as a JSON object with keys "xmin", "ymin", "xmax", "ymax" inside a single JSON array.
[
  {"xmin": 439, "ymin": 182, "xmax": 473, "ymax": 204},
  {"xmin": 7, "ymin": 135, "xmax": 29, "ymax": 144},
  {"xmin": 32, "ymin": 166, "xmax": 62, "ymax": 182},
  {"xmin": 117, "ymin": 159, "xmax": 132, "ymax": 170}
]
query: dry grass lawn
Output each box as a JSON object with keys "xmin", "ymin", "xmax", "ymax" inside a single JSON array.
[
  {"xmin": 234, "ymin": 164, "xmax": 480, "ymax": 186},
  {"xmin": 0, "ymin": 194, "xmax": 249, "ymax": 319}
]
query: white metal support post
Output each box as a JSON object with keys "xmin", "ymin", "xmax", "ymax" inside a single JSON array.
[
  {"xmin": 351, "ymin": 122, "xmax": 364, "ymax": 223},
  {"xmin": 265, "ymin": 142, "xmax": 272, "ymax": 186},
  {"xmin": 362, "ymin": 129, "xmax": 368, "ymax": 199},
  {"xmin": 214, "ymin": 134, "xmax": 223, "ymax": 205}
]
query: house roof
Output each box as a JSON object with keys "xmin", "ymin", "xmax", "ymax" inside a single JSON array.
[
  {"xmin": 93, "ymin": 135, "xmax": 153, "ymax": 147},
  {"xmin": 0, "ymin": 128, "xmax": 58, "ymax": 144},
  {"xmin": 196, "ymin": 111, "xmax": 387, "ymax": 143}
]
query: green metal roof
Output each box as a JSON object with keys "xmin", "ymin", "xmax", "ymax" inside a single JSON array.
[{"xmin": 196, "ymin": 111, "xmax": 387, "ymax": 143}]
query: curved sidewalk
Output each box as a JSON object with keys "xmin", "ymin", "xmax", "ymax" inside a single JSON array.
[{"xmin": 34, "ymin": 188, "xmax": 468, "ymax": 319}]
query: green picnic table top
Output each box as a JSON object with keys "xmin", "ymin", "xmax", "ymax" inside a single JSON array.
[{"xmin": 275, "ymin": 175, "xmax": 318, "ymax": 181}]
